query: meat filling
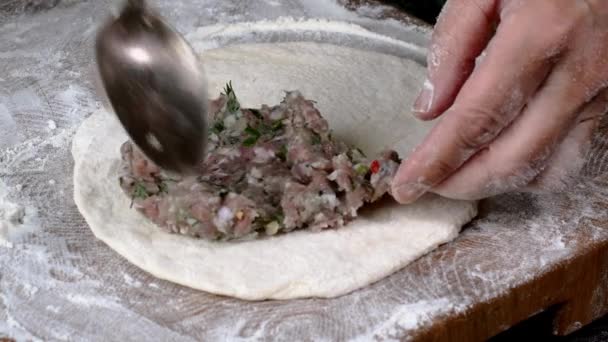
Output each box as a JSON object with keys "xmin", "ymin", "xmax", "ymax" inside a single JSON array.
[{"xmin": 119, "ymin": 83, "xmax": 401, "ymax": 240}]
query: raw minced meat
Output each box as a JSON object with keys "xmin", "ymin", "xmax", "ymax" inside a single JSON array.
[{"xmin": 119, "ymin": 83, "xmax": 401, "ymax": 241}]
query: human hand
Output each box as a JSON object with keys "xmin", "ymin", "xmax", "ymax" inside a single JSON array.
[{"xmin": 392, "ymin": 0, "xmax": 608, "ymax": 203}]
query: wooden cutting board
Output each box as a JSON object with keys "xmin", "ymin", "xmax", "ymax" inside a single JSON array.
[{"xmin": 1, "ymin": 1, "xmax": 608, "ymax": 341}]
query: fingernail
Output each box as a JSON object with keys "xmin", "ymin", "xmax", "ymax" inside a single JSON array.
[
  {"xmin": 393, "ymin": 182, "xmax": 430, "ymax": 204},
  {"xmin": 412, "ymin": 79, "xmax": 434, "ymax": 115}
]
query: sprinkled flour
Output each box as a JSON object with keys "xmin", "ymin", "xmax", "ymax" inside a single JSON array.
[
  {"xmin": 187, "ymin": 17, "xmax": 426, "ymax": 59},
  {"xmin": 0, "ymin": 180, "xmax": 38, "ymax": 248}
]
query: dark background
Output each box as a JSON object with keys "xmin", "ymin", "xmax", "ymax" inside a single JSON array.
[{"xmin": 384, "ymin": 0, "xmax": 445, "ymax": 24}]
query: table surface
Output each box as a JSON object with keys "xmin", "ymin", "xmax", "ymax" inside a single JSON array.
[{"xmin": 2, "ymin": 1, "xmax": 608, "ymax": 341}]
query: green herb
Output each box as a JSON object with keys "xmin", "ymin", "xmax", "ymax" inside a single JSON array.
[
  {"xmin": 250, "ymin": 108, "xmax": 263, "ymax": 119},
  {"xmin": 243, "ymin": 136, "xmax": 259, "ymax": 147},
  {"xmin": 255, "ymin": 120, "xmax": 283, "ymax": 139},
  {"xmin": 244, "ymin": 125, "xmax": 260, "ymax": 137},
  {"xmin": 130, "ymin": 182, "xmax": 150, "ymax": 208},
  {"xmin": 158, "ymin": 181, "xmax": 169, "ymax": 194},
  {"xmin": 257, "ymin": 125, "xmax": 269, "ymax": 135},
  {"xmin": 243, "ymin": 125, "xmax": 261, "ymax": 147},
  {"xmin": 311, "ymin": 133, "xmax": 322, "ymax": 145},
  {"xmin": 223, "ymin": 81, "xmax": 240, "ymax": 113},
  {"xmin": 354, "ymin": 164, "xmax": 369, "ymax": 175},
  {"xmin": 271, "ymin": 120, "xmax": 284, "ymax": 132},
  {"xmin": 274, "ymin": 212, "xmax": 285, "ymax": 224},
  {"xmin": 210, "ymin": 120, "xmax": 225, "ymax": 135},
  {"xmin": 276, "ymin": 144, "xmax": 288, "ymax": 161},
  {"xmin": 132, "ymin": 182, "xmax": 149, "ymax": 199}
]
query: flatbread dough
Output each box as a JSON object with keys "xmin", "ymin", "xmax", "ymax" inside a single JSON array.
[{"xmin": 73, "ymin": 42, "xmax": 477, "ymax": 300}]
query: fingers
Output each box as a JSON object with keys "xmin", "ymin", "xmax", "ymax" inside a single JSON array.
[
  {"xmin": 393, "ymin": 4, "xmax": 561, "ymax": 204},
  {"xmin": 526, "ymin": 90, "xmax": 608, "ymax": 193},
  {"xmin": 413, "ymin": 0, "xmax": 498, "ymax": 120},
  {"xmin": 431, "ymin": 69, "xmax": 607, "ymax": 200},
  {"xmin": 523, "ymin": 118, "xmax": 597, "ymax": 193}
]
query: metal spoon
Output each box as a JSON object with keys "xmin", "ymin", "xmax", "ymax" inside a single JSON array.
[{"xmin": 95, "ymin": 0, "xmax": 208, "ymax": 173}]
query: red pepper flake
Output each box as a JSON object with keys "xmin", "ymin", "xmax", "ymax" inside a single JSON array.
[{"xmin": 370, "ymin": 160, "xmax": 380, "ymax": 174}]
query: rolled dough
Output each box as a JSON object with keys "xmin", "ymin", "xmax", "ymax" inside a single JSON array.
[{"xmin": 72, "ymin": 42, "xmax": 477, "ymax": 300}]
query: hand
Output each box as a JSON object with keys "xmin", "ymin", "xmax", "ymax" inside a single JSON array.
[{"xmin": 392, "ymin": 0, "xmax": 608, "ymax": 203}]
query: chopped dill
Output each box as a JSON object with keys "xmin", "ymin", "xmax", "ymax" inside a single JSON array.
[
  {"xmin": 276, "ymin": 144, "xmax": 288, "ymax": 161},
  {"xmin": 223, "ymin": 81, "xmax": 240, "ymax": 113},
  {"xmin": 210, "ymin": 120, "xmax": 225, "ymax": 135},
  {"xmin": 243, "ymin": 125, "xmax": 262, "ymax": 147},
  {"xmin": 133, "ymin": 182, "xmax": 150, "ymax": 199}
]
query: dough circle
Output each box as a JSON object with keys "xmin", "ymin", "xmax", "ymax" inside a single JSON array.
[{"xmin": 73, "ymin": 42, "xmax": 477, "ymax": 300}]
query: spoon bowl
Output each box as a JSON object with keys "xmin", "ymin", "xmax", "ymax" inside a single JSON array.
[{"xmin": 96, "ymin": 0, "xmax": 208, "ymax": 172}]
